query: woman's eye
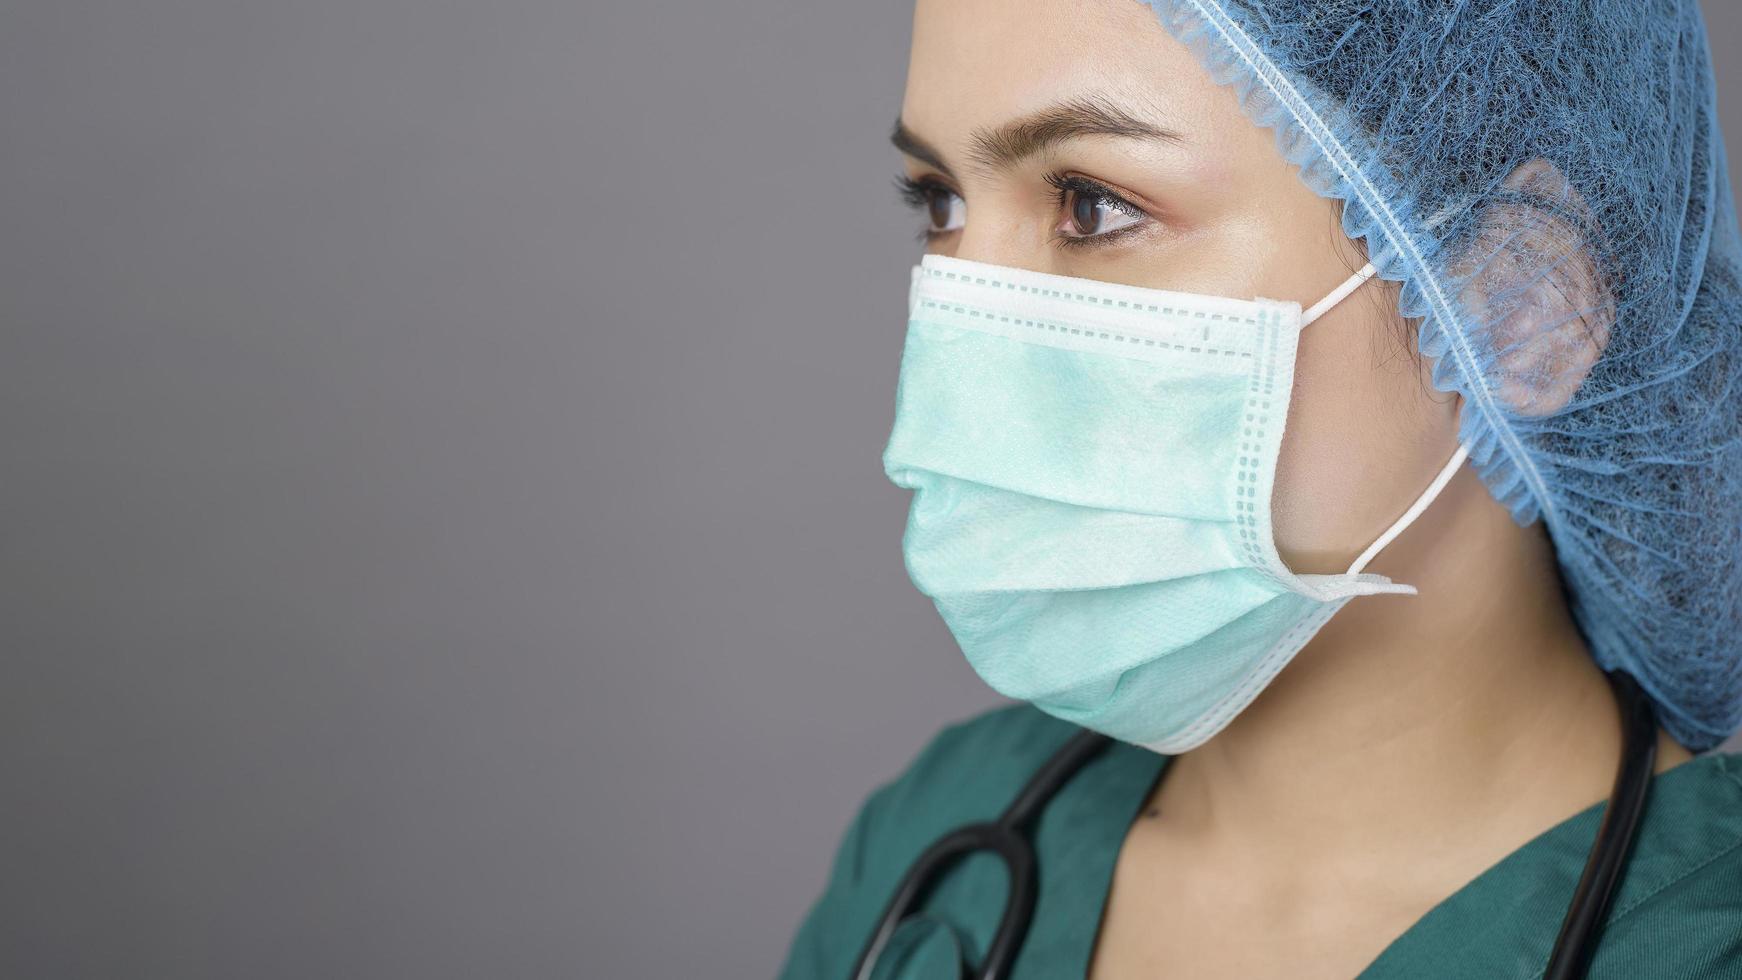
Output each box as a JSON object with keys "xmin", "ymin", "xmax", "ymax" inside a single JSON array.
[
  {"xmin": 927, "ymin": 189, "xmax": 965, "ymax": 234},
  {"xmin": 894, "ymin": 174, "xmax": 965, "ymax": 238},
  {"xmin": 1045, "ymin": 171, "xmax": 1149, "ymax": 247},
  {"xmin": 1063, "ymin": 189, "xmax": 1143, "ymax": 238},
  {"xmin": 892, "ymin": 171, "xmax": 1148, "ymax": 248},
  {"xmin": 1059, "ymin": 191, "xmax": 1144, "ymax": 240}
]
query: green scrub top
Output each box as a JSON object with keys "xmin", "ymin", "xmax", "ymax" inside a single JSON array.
[{"xmin": 778, "ymin": 703, "xmax": 1742, "ymax": 979}]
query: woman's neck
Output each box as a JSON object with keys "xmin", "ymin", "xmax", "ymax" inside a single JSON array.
[{"xmin": 1151, "ymin": 464, "xmax": 1693, "ymax": 893}]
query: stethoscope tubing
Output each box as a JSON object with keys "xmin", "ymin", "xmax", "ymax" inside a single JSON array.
[
  {"xmin": 849, "ymin": 730, "xmax": 1109, "ymax": 980},
  {"xmin": 1543, "ymin": 668, "xmax": 1658, "ymax": 980}
]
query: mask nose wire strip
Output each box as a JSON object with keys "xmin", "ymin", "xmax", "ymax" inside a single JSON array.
[
  {"xmin": 1301, "ymin": 262, "xmax": 1378, "ymax": 327},
  {"xmin": 1345, "ymin": 442, "xmax": 1472, "ymax": 577}
]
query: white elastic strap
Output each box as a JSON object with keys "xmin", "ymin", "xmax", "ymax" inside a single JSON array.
[
  {"xmin": 1345, "ymin": 442, "xmax": 1471, "ymax": 576},
  {"xmin": 1301, "ymin": 262, "xmax": 1378, "ymax": 327}
]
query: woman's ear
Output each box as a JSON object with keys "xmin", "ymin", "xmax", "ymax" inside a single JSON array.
[{"xmin": 1452, "ymin": 157, "xmax": 1616, "ymax": 417}]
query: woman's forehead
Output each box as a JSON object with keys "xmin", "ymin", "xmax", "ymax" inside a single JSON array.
[{"xmin": 901, "ymin": 0, "xmax": 1250, "ymax": 172}]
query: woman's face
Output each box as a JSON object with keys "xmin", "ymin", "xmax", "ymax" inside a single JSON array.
[{"xmin": 897, "ymin": 0, "xmax": 1463, "ymax": 575}]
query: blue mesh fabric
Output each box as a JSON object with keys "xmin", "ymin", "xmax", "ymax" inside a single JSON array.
[{"xmin": 1135, "ymin": 0, "xmax": 1742, "ymax": 749}]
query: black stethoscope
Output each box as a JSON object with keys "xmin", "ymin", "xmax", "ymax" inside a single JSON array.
[{"xmin": 852, "ymin": 668, "xmax": 1659, "ymax": 980}]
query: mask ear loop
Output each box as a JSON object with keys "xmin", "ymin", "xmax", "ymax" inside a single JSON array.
[
  {"xmin": 1344, "ymin": 442, "xmax": 1471, "ymax": 577},
  {"xmin": 1301, "ymin": 262, "xmax": 1378, "ymax": 327},
  {"xmin": 1294, "ymin": 260, "xmax": 1471, "ymax": 587}
]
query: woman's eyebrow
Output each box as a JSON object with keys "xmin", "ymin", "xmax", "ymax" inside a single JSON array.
[{"xmin": 890, "ymin": 95, "xmax": 1187, "ymax": 181}]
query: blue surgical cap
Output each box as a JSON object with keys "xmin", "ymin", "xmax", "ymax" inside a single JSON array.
[{"xmin": 1137, "ymin": 0, "xmax": 1742, "ymax": 750}]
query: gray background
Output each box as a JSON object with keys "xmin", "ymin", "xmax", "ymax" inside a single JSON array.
[{"xmin": 2, "ymin": 3, "xmax": 1738, "ymax": 978}]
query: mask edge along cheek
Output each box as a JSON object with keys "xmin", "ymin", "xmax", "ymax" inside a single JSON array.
[{"xmin": 1134, "ymin": 595, "xmax": 1351, "ymax": 754}]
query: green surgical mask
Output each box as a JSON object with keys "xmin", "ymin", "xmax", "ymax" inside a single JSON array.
[{"xmin": 882, "ymin": 253, "xmax": 1468, "ymax": 753}]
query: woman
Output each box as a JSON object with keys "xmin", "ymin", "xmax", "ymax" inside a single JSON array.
[{"xmin": 782, "ymin": 1, "xmax": 1742, "ymax": 977}]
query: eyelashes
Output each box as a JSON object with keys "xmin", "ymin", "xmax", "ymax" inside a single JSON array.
[
  {"xmin": 893, "ymin": 173, "xmax": 963, "ymax": 243},
  {"xmin": 893, "ymin": 171, "xmax": 1154, "ymax": 250},
  {"xmin": 892, "ymin": 172, "xmax": 939, "ymax": 212}
]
